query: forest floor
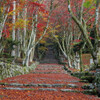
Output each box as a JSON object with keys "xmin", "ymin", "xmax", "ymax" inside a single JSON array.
[{"xmin": 0, "ymin": 63, "xmax": 100, "ymax": 100}]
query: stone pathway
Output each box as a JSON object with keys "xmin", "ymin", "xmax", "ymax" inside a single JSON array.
[{"xmin": 0, "ymin": 64, "xmax": 100, "ymax": 100}]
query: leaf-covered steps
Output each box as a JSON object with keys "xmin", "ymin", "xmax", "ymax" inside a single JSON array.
[{"xmin": 0, "ymin": 82, "xmax": 78, "ymax": 88}]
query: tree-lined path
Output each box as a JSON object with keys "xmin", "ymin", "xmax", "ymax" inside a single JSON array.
[
  {"xmin": 0, "ymin": 0, "xmax": 100, "ymax": 99},
  {"xmin": 0, "ymin": 63, "xmax": 100, "ymax": 100}
]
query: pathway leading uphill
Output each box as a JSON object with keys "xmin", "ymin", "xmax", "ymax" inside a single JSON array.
[
  {"xmin": 0, "ymin": 63, "xmax": 100, "ymax": 100},
  {"xmin": 40, "ymin": 46, "xmax": 58, "ymax": 64}
]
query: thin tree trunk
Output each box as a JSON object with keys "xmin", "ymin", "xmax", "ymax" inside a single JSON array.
[
  {"xmin": 67, "ymin": 56, "xmax": 72, "ymax": 68},
  {"xmin": 75, "ymin": 52, "xmax": 80, "ymax": 70},
  {"xmin": 23, "ymin": 48, "xmax": 32, "ymax": 66},
  {"xmin": 29, "ymin": 47, "xmax": 35, "ymax": 62},
  {"xmin": 90, "ymin": 0, "xmax": 100, "ymax": 68},
  {"xmin": 11, "ymin": 1, "xmax": 16, "ymax": 57},
  {"xmin": 16, "ymin": 3, "xmax": 20, "ymax": 58},
  {"xmin": 23, "ymin": 7, "xmax": 27, "ymax": 48},
  {"xmin": 0, "ymin": 6, "xmax": 10, "ymax": 39},
  {"xmin": 95, "ymin": 0, "xmax": 100, "ymax": 68},
  {"xmin": 79, "ymin": 50, "xmax": 82, "ymax": 72},
  {"xmin": 23, "ymin": 22, "xmax": 36, "ymax": 66}
]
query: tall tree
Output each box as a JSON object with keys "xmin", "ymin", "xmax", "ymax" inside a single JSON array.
[
  {"xmin": 11, "ymin": 0, "xmax": 16, "ymax": 57},
  {"xmin": 23, "ymin": 0, "xmax": 54, "ymax": 66},
  {"xmin": 67, "ymin": 0, "xmax": 100, "ymax": 68}
]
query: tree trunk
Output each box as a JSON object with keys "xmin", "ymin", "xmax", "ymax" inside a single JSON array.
[
  {"xmin": 11, "ymin": 1, "xmax": 16, "ymax": 57},
  {"xmin": 16, "ymin": 3, "xmax": 20, "ymax": 58},
  {"xmin": 23, "ymin": 7, "xmax": 27, "ymax": 48},
  {"xmin": 79, "ymin": 50, "xmax": 83, "ymax": 72},
  {"xmin": 75, "ymin": 52, "xmax": 80, "ymax": 70},
  {"xmin": 0, "ymin": 7, "xmax": 10, "ymax": 39},
  {"xmin": 67, "ymin": 56, "xmax": 72, "ymax": 68},
  {"xmin": 97, "ymin": 40, "xmax": 100, "ymax": 68},
  {"xmin": 29, "ymin": 47, "xmax": 35, "ymax": 62},
  {"xmin": 16, "ymin": 28, "xmax": 20, "ymax": 58},
  {"xmin": 91, "ymin": 0, "xmax": 100, "ymax": 68},
  {"xmin": 23, "ymin": 25, "xmax": 36, "ymax": 66},
  {"xmin": 95, "ymin": 0, "xmax": 100, "ymax": 68},
  {"xmin": 23, "ymin": 48, "xmax": 32, "ymax": 66}
]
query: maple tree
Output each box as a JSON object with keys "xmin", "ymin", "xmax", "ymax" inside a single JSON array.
[
  {"xmin": 0, "ymin": 0, "xmax": 99, "ymax": 69},
  {"xmin": 0, "ymin": 0, "xmax": 54, "ymax": 66},
  {"xmin": 22, "ymin": 0, "xmax": 54, "ymax": 66},
  {"xmin": 67, "ymin": 0, "xmax": 100, "ymax": 68},
  {"xmin": 44, "ymin": 0, "xmax": 100, "ymax": 70},
  {"xmin": 47, "ymin": 0, "xmax": 82, "ymax": 69}
]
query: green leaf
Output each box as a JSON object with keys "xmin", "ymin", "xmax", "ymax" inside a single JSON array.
[{"xmin": 83, "ymin": 1, "xmax": 91, "ymax": 8}]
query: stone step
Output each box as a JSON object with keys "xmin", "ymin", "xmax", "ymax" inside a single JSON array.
[
  {"xmin": 39, "ymin": 88, "xmax": 57, "ymax": 91},
  {"xmin": 0, "ymin": 87, "xmax": 81, "ymax": 93},
  {"xmin": 32, "ymin": 72, "xmax": 64, "ymax": 74},
  {"xmin": 3, "ymin": 87, "xmax": 57, "ymax": 92},
  {"xmin": 82, "ymin": 90, "xmax": 96, "ymax": 95},
  {"xmin": 61, "ymin": 89, "xmax": 80, "ymax": 93},
  {"xmin": 67, "ymin": 84, "xmax": 78, "ymax": 88},
  {"xmin": 0, "ymin": 83, "xmax": 78, "ymax": 88},
  {"xmin": 81, "ymin": 84, "xmax": 95, "ymax": 89},
  {"xmin": 29, "ymin": 78, "xmax": 79, "ymax": 83},
  {"xmin": 68, "ymin": 81, "xmax": 79, "ymax": 83},
  {"xmin": 36, "ymin": 68, "xmax": 62, "ymax": 70},
  {"xmin": 2, "ymin": 87, "xmax": 35, "ymax": 91},
  {"xmin": 38, "ymin": 64, "xmax": 63, "ymax": 68}
]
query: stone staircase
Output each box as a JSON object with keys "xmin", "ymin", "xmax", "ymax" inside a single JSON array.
[
  {"xmin": 0, "ymin": 64, "xmax": 100, "ymax": 100},
  {"xmin": 40, "ymin": 46, "xmax": 58, "ymax": 64},
  {"xmin": 0, "ymin": 64, "xmax": 86, "ymax": 93}
]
